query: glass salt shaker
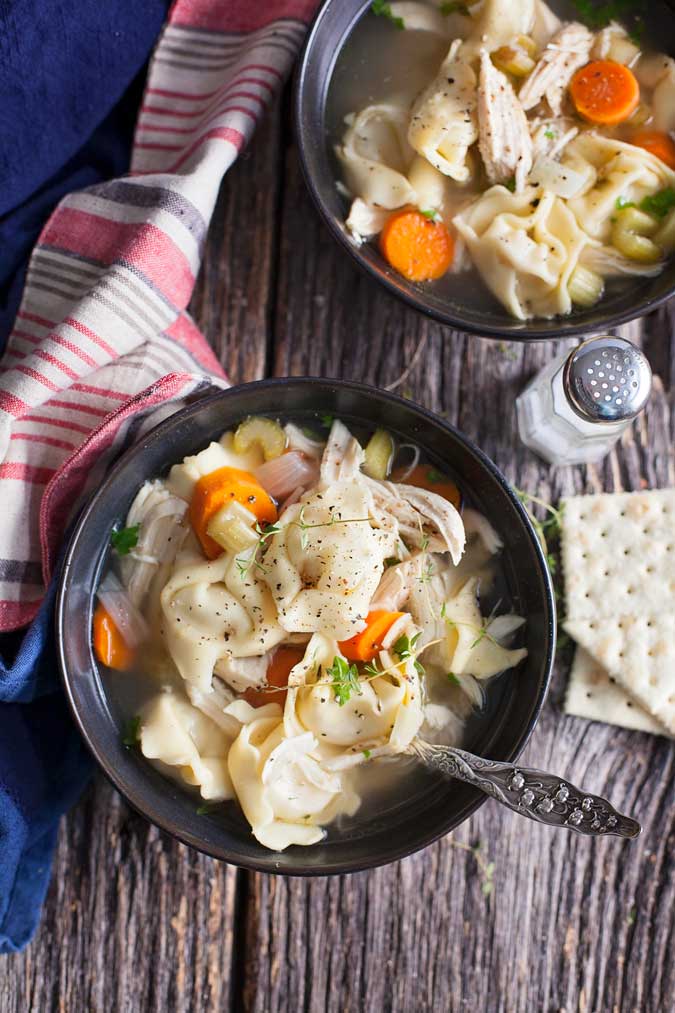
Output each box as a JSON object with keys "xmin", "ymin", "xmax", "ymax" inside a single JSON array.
[{"xmin": 515, "ymin": 335, "xmax": 652, "ymax": 466}]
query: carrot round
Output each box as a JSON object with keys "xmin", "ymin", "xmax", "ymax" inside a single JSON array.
[
  {"xmin": 630, "ymin": 130, "xmax": 675, "ymax": 170},
  {"xmin": 570, "ymin": 60, "xmax": 640, "ymax": 125},
  {"xmin": 190, "ymin": 466, "xmax": 277, "ymax": 559},
  {"xmin": 339, "ymin": 610, "xmax": 405, "ymax": 663},
  {"xmin": 243, "ymin": 645, "xmax": 306, "ymax": 708},
  {"xmin": 391, "ymin": 463, "xmax": 461, "ymax": 510},
  {"xmin": 93, "ymin": 602, "xmax": 134, "ymax": 671},
  {"xmin": 379, "ymin": 209, "xmax": 454, "ymax": 282}
]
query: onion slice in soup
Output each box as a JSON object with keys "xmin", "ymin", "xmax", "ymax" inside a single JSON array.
[
  {"xmin": 97, "ymin": 571, "xmax": 149, "ymax": 648},
  {"xmin": 255, "ymin": 452, "xmax": 319, "ymax": 501}
]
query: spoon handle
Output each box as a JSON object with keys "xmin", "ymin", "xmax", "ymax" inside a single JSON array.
[{"xmin": 408, "ymin": 740, "xmax": 641, "ymax": 839}]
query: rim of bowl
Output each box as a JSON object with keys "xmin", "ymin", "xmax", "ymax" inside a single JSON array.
[
  {"xmin": 293, "ymin": 1, "xmax": 675, "ymax": 342},
  {"xmin": 57, "ymin": 377, "xmax": 556, "ymax": 874}
]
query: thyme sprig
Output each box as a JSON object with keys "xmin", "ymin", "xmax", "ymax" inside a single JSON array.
[
  {"xmin": 235, "ymin": 511, "xmax": 373, "ymax": 578},
  {"xmin": 514, "ymin": 488, "xmax": 569, "ymax": 653}
]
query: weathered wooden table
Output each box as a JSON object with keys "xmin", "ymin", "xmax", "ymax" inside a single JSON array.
[{"xmin": 4, "ymin": 95, "xmax": 675, "ymax": 1013}]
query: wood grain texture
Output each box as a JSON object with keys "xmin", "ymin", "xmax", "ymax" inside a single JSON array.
[{"xmin": 4, "ymin": 97, "xmax": 675, "ymax": 1013}]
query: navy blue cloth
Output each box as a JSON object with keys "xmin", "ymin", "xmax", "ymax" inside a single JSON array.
[{"xmin": 0, "ymin": 0, "xmax": 169, "ymax": 954}]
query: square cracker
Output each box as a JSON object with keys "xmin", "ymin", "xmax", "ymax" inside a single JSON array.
[
  {"xmin": 564, "ymin": 613, "xmax": 675, "ymax": 734},
  {"xmin": 564, "ymin": 646, "xmax": 671, "ymax": 738},
  {"xmin": 561, "ymin": 489, "xmax": 675, "ymax": 624}
]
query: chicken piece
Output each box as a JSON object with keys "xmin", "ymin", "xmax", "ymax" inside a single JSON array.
[
  {"xmin": 364, "ymin": 476, "xmax": 465, "ymax": 565},
  {"xmin": 530, "ymin": 117, "xmax": 579, "ymax": 161},
  {"xmin": 370, "ymin": 557, "xmax": 419, "ymax": 612},
  {"xmin": 345, "ymin": 198, "xmax": 390, "ymax": 245},
  {"xmin": 319, "ymin": 419, "xmax": 365, "ymax": 487},
  {"xmin": 518, "ymin": 22, "xmax": 594, "ymax": 115},
  {"xmin": 477, "ymin": 50, "xmax": 533, "ymax": 191}
]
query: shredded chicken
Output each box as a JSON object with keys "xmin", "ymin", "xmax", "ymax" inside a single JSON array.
[
  {"xmin": 518, "ymin": 22, "xmax": 594, "ymax": 115},
  {"xmin": 345, "ymin": 198, "xmax": 390, "ymax": 243},
  {"xmin": 365, "ymin": 477, "xmax": 465, "ymax": 565},
  {"xmin": 213, "ymin": 654, "xmax": 270, "ymax": 693},
  {"xmin": 370, "ymin": 558, "xmax": 419, "ymax": 612},
  {"xmin": 477, "ymin": 50, "xmax": 533, "ymax": 191},
  {"xmin": 530, "ymin": 117, "xmax": 579, "ymax": 161},
  {"xmin": 319, "ymin": 419, "xmax": 365, "ymax": 487}
]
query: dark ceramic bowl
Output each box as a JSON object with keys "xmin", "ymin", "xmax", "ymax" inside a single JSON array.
[
  {"xmin": 57, "ymin": 379, "xmax": 555, "ymax": 874},
  {"xmin": 294, "ymin": 0, "xmax": 675, "ymax": 340}
]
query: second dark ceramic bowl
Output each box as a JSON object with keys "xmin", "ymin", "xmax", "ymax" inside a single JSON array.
[
  {"xmin": 294, "ymin": 0, "xmax": 675, "ymax": 340},
  {"xmin": 57, "ymin": 379, "xmax": 555, "ymax": 875}
]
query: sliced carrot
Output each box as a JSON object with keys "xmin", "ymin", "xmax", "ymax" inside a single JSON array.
[
  {"xmin": 243, "ymin": 645, "xmax": 306, "ymax": 708},
  {"xmin": 391, "ymin": 463, "xmax": 461, "ymax": 510},
  {"xmin": 630, "ymin": 130, "xmax": 675, "ymax": 170},
  {"xmin": 339, "ymin": 610, "xmax": 405, "ymax": 663},
  {"xmin": 93, "ymin": 602, "xmax": 134, "ymax": 671},
  {"xmin": 570, "ymin": 60, "xmax": 640, "ymax": 126},
  {"xmin": 190, "ymin": 466, "xmax": 277, "ymax": 559},
  {"xmin": 379, "ymin": 209, "xmax": 454, "ymax": 282}
]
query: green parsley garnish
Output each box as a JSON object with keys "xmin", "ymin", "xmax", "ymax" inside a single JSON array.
[
  {"xmin": 371, "ymin": 0, "xmax": 404, "ymax": 29},
  {"xmin": 427, "ymin": 468, "xmax": 444, "ymax": 483},
  {"xmin": 111, "ymin": 524, "xmax": 140, "ymax": 556},
  {"xmin": 196, "ymin": 803, "xmax": 218, "ymax": 816},
  {"xmin": 571, "ymin": 0, "xmax": 640, "ymax": 40},
  {"xmin": 544, "ymin": 129, "xmax": 557, "ymax": 140},
  {"xmin": 328, "ymin": 656, "xmax": 362, "ymax": 706},
  {"xmin": 319, "ymin": 413, "xmax": 334, "ymax": 428},
  {"xmin": 447, "ymin": 672, "xmax": 461, "ymax": 687},
  {"xmin": 615, "ymin": 196, "xmax": 636, "ymax": 211},
  {"xmin": 640, "ymin": 188, "xmax": 675, "ymax": 220},
  {"xmin": 235, "ymin": 521, "xmax": 281, "ymax": 578},
  {"xmin": 363, "ymin": 749, "xmax": 372, "ymax": 760},
  {"xmin": 420, "ymin": 208, "xmax": 442, "ymax": 223},
  {"xmin": 439, "ymin": 1, "xmax": 469, "ymax": 13},
  {"xmin": 122, "ymin": 715, "xmax": 142, "ymax": 748},
  {"xmin": 393, "ymin": 631, "xmax": 425, "ymax": 675},
  {"xmin": 504, "ymin": 178, "xmax": 516, "ymax": 193}
]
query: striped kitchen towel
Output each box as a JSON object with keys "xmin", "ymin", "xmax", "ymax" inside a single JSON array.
[{"xmin": 0, "ymin": 0, "xmax": 317, "ymax": 632}]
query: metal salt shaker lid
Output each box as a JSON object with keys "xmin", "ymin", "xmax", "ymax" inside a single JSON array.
[{"xmin": 562, "ymin": 335, "xmax": 652, "ymax": 424}]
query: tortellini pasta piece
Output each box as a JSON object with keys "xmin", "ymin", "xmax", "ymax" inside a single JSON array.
[
  {"xmin": 564, "ymin": 134, "xmax": 675, "ymax": 242},
  {"xmin": 453, "ymin": 186, "xmax": 589, "ymax": 319},
  {"xmin": 160, "ymin": 551, "xmax": 286, "ymax": 692},
  {"xmin": 140, "ymin": 692, "xmax": 237, "ymax": 801},
  {"xmin": 441, "ymin": 579, "xmax": 528, "ymax": 679},
  {"xmin": 166, "ymin": 432, "xmax": 264, "ymax": 502},
  {"xmin": 227, "ymin": 718, "xmax": 358, "ymax": 850},
  {"xmin": 261, "ymin": 479, "xmax": 397, "ymax": 640},
  {"xmin": 408, "ymin": 39, "xmax": 478, "ymax": 183},
  {"xmin": 336, "ymin": 103, "xmax": 417, "ymax": 210},
  {"xmin": 464, "ymin": 0, "xmax": 535, "ymax": 56},
  {"xmin": 282, "ymin": 629, "xmax": 424, "ymax": 767}
]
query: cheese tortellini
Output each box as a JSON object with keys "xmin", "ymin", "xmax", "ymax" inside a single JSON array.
[
  {"xmin": 103, "ymin": 418, "xmax": 527, "ymax": 851},
  {"xmin": 335, "ymin": 0, "xmax": 675, "ymax": 320}
]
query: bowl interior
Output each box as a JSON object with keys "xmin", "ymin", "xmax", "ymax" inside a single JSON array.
[
  {"xmin": 295, "ymin": 0, "xmax": 675, "ymax": 340},
  {"xmin": 58, "ymin": 379, "xmax": 555, "ymax": 874}
]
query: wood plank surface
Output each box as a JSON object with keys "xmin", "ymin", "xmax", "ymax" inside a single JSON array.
[{"xmin": 3, "ymin": 96, "xmax": 675, "ymax": 1013}]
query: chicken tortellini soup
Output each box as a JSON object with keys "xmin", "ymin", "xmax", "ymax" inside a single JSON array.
[
  {"xmin": 332, "ymin": 0, "xmax": 675, "ymax": 320},
  {"xmin": 94, "ymin": 417, "xmax": 527, "ymax": 850}
]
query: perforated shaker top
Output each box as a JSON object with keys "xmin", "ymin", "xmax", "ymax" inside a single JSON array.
[{"xmin": 563, "ymin": 335, "xmax": 652, "ymax": 423}]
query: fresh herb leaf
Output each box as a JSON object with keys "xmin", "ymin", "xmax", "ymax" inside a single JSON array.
[
  {"xmin": 420, "ymin": 208, "xmax": 442, "ymax": 223},
  {"xmin": 319, "ymin": 413, "xmax": 334, "ymax": 428},
  {"xmin": 504, "ymin": 177, "xmax": 516, "ymax": 193},
  {"xmin": 447, "ymin": 672, "xmax": 461, "ymax": 687},
  {"xmin": 420, "ymin": 534, "xmax": 430, "ymax": 551},
  {"xmin": 571, "ymin": 0, "xmax": 641, "ymax": 34},
  {"xmin": 196, "ymin": 802, "xmax": 217, "ymax": 816},
  {"xmin": 363, "ymin": 749, "xmax": 372, "ymax": 759},
  {"xmin": 393, "ymin": 631, "xmax": 422, "ymax": 662},
  {"xmin": 427, "ymin": 468, "xmax": 444, "ymax": 483},
  {"xmin": 640, "ymin": 187, "xmax": 675, "ymax": 220},
  {"xmin": 371, "ymin": 0, "xmax": 405, "ymax": 29},
  {"xmin": 363, "ymin": 658, "xmax": 382, "ymax": 677},
  {"xmin": 328, "ymin": 656, "xmax": 362, "ymax": 706},
  {"xmin": 122, "ymin": 715, "xmax": 142, "ymax": 748},
  {"xmin": 439, "ymin": 0, "xmax": 469, "ymax": 13},
  {"xmin": 111, "ymin": 524, "xmax": 140, "ymax": 556},
  {"xmin": 235, "ymin": 521, "xmax": 281, "ymax": 578},
  {"xmin": 544, "ymin": 128, "xmax": 557, "ymax": 140},
  {"xmin": 615, "ymin": 195, "xmax": 636, "ymax": 210}
]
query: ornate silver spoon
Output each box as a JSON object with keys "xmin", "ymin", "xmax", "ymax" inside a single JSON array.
[{"xmin": 407, "ymin": 739, "xmax": 641, "ymax": 839}]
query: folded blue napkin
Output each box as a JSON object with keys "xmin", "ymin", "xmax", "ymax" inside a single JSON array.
[{"xmin": 0, "ymin": 0, "xmax": 169, "ymax": 954}]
